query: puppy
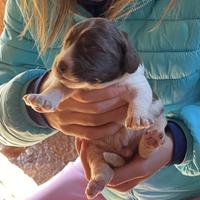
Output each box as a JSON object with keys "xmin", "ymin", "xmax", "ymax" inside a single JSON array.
[{"xmin": 23, "ymin": 18, "xmax": 167, "ymax": 199}]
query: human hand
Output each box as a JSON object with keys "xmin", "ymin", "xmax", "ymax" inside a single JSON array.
[
  {"xmin": 108, "ymin": 132, "xmax": 173, "ymax": 192},
  {"xmin": 77, "ymin": 129, "xmax": 173, "ymax": 192},
  {"xmin": 75, "ymin": 127, "xmax": 141, "ymax": 180},
  {"xmin": 40, "ymin": 74, "xmax": 128, "ymax": 139}
]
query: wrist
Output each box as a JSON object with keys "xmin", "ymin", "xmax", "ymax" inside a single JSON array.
[
  {"xmin": 163, "ymin": 131, "xmax": 174, "ymax": 166},
  {"xmin": 165, "ymin": 121, "xmax": 187, "ymax": 165}
]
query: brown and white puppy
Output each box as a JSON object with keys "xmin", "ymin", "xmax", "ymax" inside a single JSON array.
[{"xmin": 23, "ymin": 18, "xmax": 167, "ymax": 199}]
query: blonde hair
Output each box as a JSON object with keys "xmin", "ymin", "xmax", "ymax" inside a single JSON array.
[{"xmin": 19, "ymin": 0, "xmax": 176, "ymax": 53}]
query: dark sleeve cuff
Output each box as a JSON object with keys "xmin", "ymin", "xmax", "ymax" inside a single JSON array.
[
  {"xmin": 165, "ymin": 121, "xmax": 187, "ymax": 165},
  {"xmin": 26, "ymin": 71, "xmax": 53, "ymax": 129}
]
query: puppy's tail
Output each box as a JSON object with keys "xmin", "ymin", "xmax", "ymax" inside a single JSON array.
[{"xmin": 103, "ymin": 152, "xmax": 126, "ymax": 168}]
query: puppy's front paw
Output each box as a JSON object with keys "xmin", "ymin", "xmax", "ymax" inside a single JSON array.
[
  {"xmin": 23, "ymin": 94, "xmax": 57, "ymax": 113},
  {"xmin": 125, "ymin": 108, "xmax": 153, "ymax": 129}
]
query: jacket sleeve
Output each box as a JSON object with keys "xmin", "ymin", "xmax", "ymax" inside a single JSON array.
[
  {"xmin": 167, "ymin": 103, "xmax": 200, "ymax": 176},
  {"xmin": 0, "ymin": 0, "xmax": 57, "ymax": 147}
]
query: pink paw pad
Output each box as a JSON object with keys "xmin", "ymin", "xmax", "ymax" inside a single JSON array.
[
  {"xmin": 144, "ymin": 130, "xmax": 164, "ymax": 148},
  {"xmin": 86, "ymin": 179, "xmax": 105, "ymax": 199}
]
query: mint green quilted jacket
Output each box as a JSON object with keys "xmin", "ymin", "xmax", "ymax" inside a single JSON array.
[{"xmin": 0, "ymin": 0, "xmax": 200, "ymax": 199}]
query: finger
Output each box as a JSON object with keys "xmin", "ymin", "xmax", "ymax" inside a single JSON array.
[
  {"xmin": 61, "ymin": 123, "xmax": 123, "ymax": 140},
  {"xmin": 75, "ymin": 137, "xmax": 82, "ymax": 155},
  {"xmin": 110, "ymin": 157, "xmax": 145, "ymax": 185},
  {"xmin": 58, "ymin": 96, "xmax": 127, "ymax": 114},
  {"xmin": 110, "ymin": 156, "xmax": 157, "ymax": 185},
  {"xmin": 80, "ymin": 140, "xmax": 91, "ymax": 180},
  {"xmin": 110, "ymin": 135, "xmax": 173, "ymax": 185},
  {"xmin": 72, "ymin": 85, "xmax": 127, "ymax": 103},
  {"xmin": 57, "ymin": 106, "xmax": 127, "ymax": 126},
  {"xmin": 108, "ymin": 176, "xmax": 149, "ymax": 192}
]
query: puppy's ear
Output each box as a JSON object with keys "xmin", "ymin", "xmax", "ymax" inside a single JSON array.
[{"xmin": 121, "ymin": 31, "xmax": 140, "ymax": 74}]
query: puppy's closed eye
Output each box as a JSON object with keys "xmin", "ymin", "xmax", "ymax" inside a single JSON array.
[{"xmin": 56, "ymin": 60, "xmax": 68, "ymax": 74}]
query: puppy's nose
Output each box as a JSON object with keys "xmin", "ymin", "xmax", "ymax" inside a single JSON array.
[{"xmin": 57, "ymin": 60, "xmax": 67, "ymax": 74}]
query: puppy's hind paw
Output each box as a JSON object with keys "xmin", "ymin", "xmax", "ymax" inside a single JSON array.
[
  {"xmin": 86, "ymin": 179, "xmax": 106, "ymax": 199},
  {"xmin": 145, "ymin": 128, "xmax": 165, "ymax": 147},
  {"xmin": 138, "ymin": 129, "xmax": 165, "ymax": 158}
]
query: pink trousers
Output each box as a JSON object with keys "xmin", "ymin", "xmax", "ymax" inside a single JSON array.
[{"xmin": 26, "ymin": 158, "xmax": 105, "ymax": 200}]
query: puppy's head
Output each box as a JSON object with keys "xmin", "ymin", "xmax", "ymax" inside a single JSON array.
[{"xmin": 53, "ymin": 18, "xmax": 140, "ymax": 88}]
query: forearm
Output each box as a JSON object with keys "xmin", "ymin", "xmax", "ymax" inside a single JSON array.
[
  {"xmin": 0, "ymin": 0, "xmax": 59, "ymax": 146},
  {"xmin": 127, "ymin": 121, "xmax": 187, "ymax": 179},
  {"xmin": 0, "ymin": 70, "xmax": 57, "ymax": 147},
  {"xmin": 166, "ymin": 102, "xmax": 200, "ymax": 176}
]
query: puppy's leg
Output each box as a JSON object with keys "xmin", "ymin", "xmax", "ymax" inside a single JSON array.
[
  {"xmin": 102, "ymin": 127, "xmax": 131, "ymax": 167},
  {"xmin": 103, "ymin": 152, "xmax": 126, "ymax": 168},
  {"xmin": 86, "ymin": 144, "xmax": 114, "ymax": 199},
  {"xmin": 138, "ymin": 100, "xmax": 167, "ymax": 158},
  {"xmin": 124, "ymin": 76, "xmax": 154, "ymax": 129},
  {"xmin": 23, "ymin": 77, "xmax": 73, "ymax": 113}
]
